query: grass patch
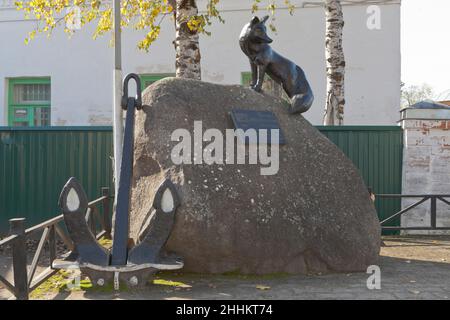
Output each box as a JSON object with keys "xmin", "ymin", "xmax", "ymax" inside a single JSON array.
[
  {"xmin": 30, "ymin": 270, "xmax": 127, "ymax": 298},
  {"xmin": 30, "ymin": 270, "xmax": 91, "ymax": 299}
]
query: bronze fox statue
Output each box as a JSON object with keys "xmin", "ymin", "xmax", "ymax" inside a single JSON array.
[{"xmin": 239, "ymin": 16, "xmax": 314, "ymax": 114}]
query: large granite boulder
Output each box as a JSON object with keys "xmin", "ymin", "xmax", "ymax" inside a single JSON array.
[{"xmin": 129, "ymin": 77, "xmax": 381, "ymax": 275}]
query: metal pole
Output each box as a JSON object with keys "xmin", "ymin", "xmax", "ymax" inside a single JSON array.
[
  {"xmin": 430, "ymin": 196, "xmax": 437, "ymax": 229},
  {"xmin": 9, "ymin": 218, "xmax": 29, "ymax": 300},
  {"xmin": 113, "ymin": 0, "xmax": 123, "ymax": 201}
]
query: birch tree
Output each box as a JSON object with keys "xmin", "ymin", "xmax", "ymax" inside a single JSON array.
[
  {"xmin": 173, "ymin": 0, "xmax": 201, "ymax": 79},
  {"xmin": 323, "ymin": 0, "xmax": 345, "ymax": 125}
]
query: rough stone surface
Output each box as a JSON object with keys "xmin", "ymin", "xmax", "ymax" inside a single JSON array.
[{"xmin": 129, "ymin": 77, "xmax": 381, "ymax": 275}]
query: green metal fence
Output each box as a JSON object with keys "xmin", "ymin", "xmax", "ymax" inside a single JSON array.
[
  {"xmin": 0, "ymin": 126, "xmax": 402, "ymax": 235},
  {"xmin": 318, "ymin": 126, "xmax": 403, "ymax": 233},
  {"xmin": 0, "ymin": 127, "xmax": 113, "ymax": 234}
]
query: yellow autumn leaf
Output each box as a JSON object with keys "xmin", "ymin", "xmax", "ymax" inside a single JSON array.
[{"xmin": 14, "ymin": 0, "xmax": 294, "ymax": 51}]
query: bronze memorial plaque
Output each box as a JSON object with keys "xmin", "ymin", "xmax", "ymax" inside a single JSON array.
[{"xmin": 230, "ymin": 109, "xmax": 286, "ymax": 145}]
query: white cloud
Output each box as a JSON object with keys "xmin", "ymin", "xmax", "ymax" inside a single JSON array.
[{"xmin": 402, "ymin": 0, "xmax": 450, "ymax": 96}]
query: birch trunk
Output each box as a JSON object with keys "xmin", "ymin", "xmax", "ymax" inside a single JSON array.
[
  {"xmin": 174, "ymin": 0, "xmax": 202, "ymax": 80},
  {"xmin": 323, "ymin": 0, "xmax": 345, "ymax": 125}
]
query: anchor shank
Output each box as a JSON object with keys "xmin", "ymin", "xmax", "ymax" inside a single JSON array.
[{"xmin": 111, "ymin": 98, "xmax": 136, "ymax": 265}]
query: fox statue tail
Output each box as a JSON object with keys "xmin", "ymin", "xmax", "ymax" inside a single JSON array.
[{"xmin": 289, "ymin": 90, "xmax": 314, "ymax": 114}]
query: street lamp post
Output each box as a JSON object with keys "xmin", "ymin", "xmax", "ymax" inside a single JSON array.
[{"xmin": 113, "ymin": 0, "xmax": 123, "ymax": 200}]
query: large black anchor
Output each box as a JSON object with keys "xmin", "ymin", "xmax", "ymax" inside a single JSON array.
[{"xmin": 57, "ymin": 74, "xmax": 183, "ymax": 289}]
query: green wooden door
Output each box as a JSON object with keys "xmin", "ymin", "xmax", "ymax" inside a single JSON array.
[
  {"xmin": 140, "ymin": 74, "xmax": 175, "ymax": 91},
  {"xmin": 8, "ymin": 78, "xmax": 51, "ymax": 127}
]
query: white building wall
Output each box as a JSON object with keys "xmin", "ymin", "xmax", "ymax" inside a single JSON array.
[{"xmin": 0, "ymin": 0, "xmax": 401, "ymax": 126}]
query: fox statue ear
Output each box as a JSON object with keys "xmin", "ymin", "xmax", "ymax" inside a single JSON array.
[
  {"xmin": 261, "ymin": 15, "xmax": 270, "ymax": 24},
  {"xmin": 250, "ymin": 16, "xmax": 260, "ymax": 25}
]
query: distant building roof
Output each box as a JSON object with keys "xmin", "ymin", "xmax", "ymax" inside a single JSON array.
[
  {"xmin": 401, "ymin": 100, "xmax": 450, "ymax": 121},
  {"xmin": 406, "ymin": 100, "xmax": 450, "ymax": 110}
]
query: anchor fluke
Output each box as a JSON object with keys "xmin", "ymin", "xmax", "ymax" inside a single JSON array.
[
  {"xmin": 58, "ymin": 177, "xmax": 88, "ymax": 214},
  {"xmin": 127, "ymin": 179, "xmax": 183, "ymax": 268},
  {"xmin": 59, "ymin": 177, "xmax": 110, "ymax": 266}
]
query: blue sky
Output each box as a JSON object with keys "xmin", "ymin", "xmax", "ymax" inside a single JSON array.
[{"xmin": 402, "ymin": 0, "xmax": 450, "ymax": 96}]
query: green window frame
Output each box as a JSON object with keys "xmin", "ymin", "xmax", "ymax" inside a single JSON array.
[
  {"xmin": 140, "ymin": 73, "xmax": 175, "ymax": 91},
  {"xmin": 241, "ymin": 71, "xmax": 272, "ymax": 86},
  {"xmin": 241, "ymin": 72, "xmax": 253, "ymax": 86},
  {"xmin": 8, "ymin": 77, "xmax": 51, "ymax": 127}
]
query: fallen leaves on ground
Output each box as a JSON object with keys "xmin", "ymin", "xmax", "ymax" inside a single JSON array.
[
  {"xmin": 256, "ymin": 285, "xmax": 271, "ymax": 291},
  {"xmin": 153, "ymin": 279, "xmax": 192, "ymax": 288}
]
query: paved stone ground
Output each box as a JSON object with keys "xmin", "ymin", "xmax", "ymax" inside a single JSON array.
[{"xmin": 1, "ymin": 235, "xmax": 449, "ymax": 300}]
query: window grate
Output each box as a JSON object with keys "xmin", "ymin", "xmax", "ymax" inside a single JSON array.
[{"xmin": 13, "ymin": 83, "xmax": 51, "ymax": 105}]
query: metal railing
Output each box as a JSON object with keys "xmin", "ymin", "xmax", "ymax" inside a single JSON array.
[
  {"xmin": 379, "ymin": 194, "xmax": 450, "ymax": 231},
  {"xmin": 0, "ymin": 187, "xmax": 112, "ymax": 300}
]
